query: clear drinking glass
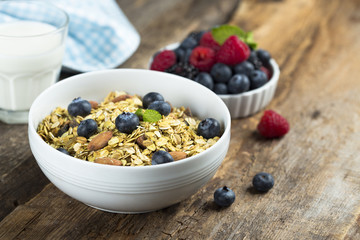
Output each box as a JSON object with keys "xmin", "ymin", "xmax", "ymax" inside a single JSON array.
[{"xmin": 0, "ymin": 1, "xmax": 69, "ymax": 124}]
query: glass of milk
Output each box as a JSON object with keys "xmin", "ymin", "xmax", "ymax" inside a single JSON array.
[{"xmin": 0, "ymin": 1, "xmax": 69, "ymax": 124}]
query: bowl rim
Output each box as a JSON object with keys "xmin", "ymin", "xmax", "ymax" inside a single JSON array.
[
  {"xmin": 149, "ymin": 42, "xmax": 280, "ymax": 99},
  {"xmin": 28, "ymin": 69, "xmax": 231, "ymax": 171}
]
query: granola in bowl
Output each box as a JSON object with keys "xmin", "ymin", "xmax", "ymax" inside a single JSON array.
[{"xmin": 37, "ymin": 91, "xmax": 221, "ymax": 166}]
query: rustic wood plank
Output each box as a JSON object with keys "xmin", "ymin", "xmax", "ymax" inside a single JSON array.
[{"xmin": 1, "ymin": 0, "xmax": 360, "ymax": 239}]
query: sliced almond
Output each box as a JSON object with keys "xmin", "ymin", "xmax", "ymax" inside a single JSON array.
[
  {"xmin": 111, "ymin": 94, "xmax": 132, "ymax": 103},
  {"xmin": 88, "ymin": 131, "xmax": 113, "ymax": 151},
  {"xmin": 169, "ymin": 151, "xmax": 187, "ymax": 161},
  {"xmin": 89, "ymin": 100, "xmax": 99, "ymax": 109},
  {"xmin": 94, "ymin": 157, "xmax": 122, "ymax": 166}
]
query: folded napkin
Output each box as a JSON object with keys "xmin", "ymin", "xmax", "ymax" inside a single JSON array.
[
  {"xmin": 52, "ymin": 0, "xmax": 141, "ymax": 72},
  {"xmin": 0, "ymin": 0, "xmax": 140, "ymax": 72}
]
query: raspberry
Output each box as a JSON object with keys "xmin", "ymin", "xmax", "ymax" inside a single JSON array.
[
  {"xmin": 199, "ymin": 31, "xmax": 221, "ymax": 52},
  {"xmin": 257, "ymin": 110, "xmax": 289, "ymax": 138},
  {"xmin": 150, "ymin": 50, "xmax": 176, "ymax": 71},
  {"xmin": 260, "ymin": 66, "xmax": 272, "ymax": 80},
  {"xmin": 189, "ymin": 46, "xmax": 216, "ymax": 72},
  {"xmin": 216, "ymin": 35, "xmax": 251, "ymax": 66}
]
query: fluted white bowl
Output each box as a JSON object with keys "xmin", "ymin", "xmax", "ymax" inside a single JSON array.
[
  {"xmin": 28, "ymin": 69, "xmax": 231, "ymax": 213},
  {"xmin": 150, "ymin": 43, "xmax": 280, "ymax": 118}
]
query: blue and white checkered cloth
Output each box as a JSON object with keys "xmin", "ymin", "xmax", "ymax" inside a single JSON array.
[{"xmin": 0, "ymin": 0, "xmax": 140, "ymax": 72}]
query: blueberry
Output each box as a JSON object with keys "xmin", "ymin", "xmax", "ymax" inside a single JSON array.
[
  {"xmin": 187, "ymin": 30, "xmax": 206, "ymax": 43},
  {"xmin": 249, "ymin": 70, "xmax": 267, "ymax": 90},
  {"xmin": 197, "ymin": 118, "xmax": 220, "ymax": 139},
  {"xmin": 256, "ymin": 49, "xmax": 271, "ymax": 67},
  {"xmin": 151, "ymin": 150, "xmax": 174, "ymax": 165},
  {"xmin": 195, "ymin": 72, "xmax": 214, "ymax": 90},
  {"xmin": 210, "ymin": 63, "xmax": 232, "ymax": 83},
  {"xmin": 67, "ymin": 97, "xmax": 92, "ymax": 117},
  {"xmin": 57, "ymin": 147, "xmax": 69, "ymax": 155},
  {"xmin": 252, "ymin": 172, "xmax": 274, "ymax": 192},
  {"xmin": 174, "ymin": 47, "xmax": 185, "ymax": 62},
  {"xmin": 77, "ymin": 119, "xmax": 98, "ymax": 138},
  {"xmin": 248, "ymin": 51, "xmax": 262, "ymax": 69},
  {"xmin": 148, "ymin": 101, "xmax": 171, "ymax": 116},
  {"xmin": 142, "ymin": 92, "xmax": 164, "ymax": 109},
  {"xmin": 233, "ymin": 61, "xmax": 255, "ymax": 77},
  {"xmin": 227, "ymin": 74, "xmax": 250, "ymax": 94},
  {"xmin": 179, "ymin": 36, "xmax": 198, "ymax": 50},
  {"xmin": 213, "ymin": 83, "xmax": 228, "ymax": 94},
  {"xmin": 214, "ymin": 186, "xmax": 235, "ymax": 207},
  {"xmin": 115, "ymin": 112, "xmax": 139, "ymax": 134}
]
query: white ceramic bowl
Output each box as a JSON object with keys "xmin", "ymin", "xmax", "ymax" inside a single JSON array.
[
  {"xmin": 28, "ymin": 69, "xmax": 231, "ymax": 213},
  {"xmin": 150, "ymin": 43, "xmax": 280, "ymax": 118}
]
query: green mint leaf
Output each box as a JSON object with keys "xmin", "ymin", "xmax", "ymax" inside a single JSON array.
[
  {"xmin": 135, "ymin": 108, "xmax": 145, "ymax": 118},
  {"xmin": 143, "ymin": 109, "xmax": 162, "ymax": 123},
  {"xmin": 211, "ymin": 24, "xmax": 257, "ymax": 49}
]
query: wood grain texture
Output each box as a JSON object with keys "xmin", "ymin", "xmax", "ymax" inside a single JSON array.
[{"xmin": 1, "ymin": 0, "xmax": 360, "ymax": 239}]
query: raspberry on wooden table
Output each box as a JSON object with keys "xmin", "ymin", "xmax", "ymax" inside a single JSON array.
[{"xmin": 257, "ymin": 110, "xmax": 289, "ymax": 138}]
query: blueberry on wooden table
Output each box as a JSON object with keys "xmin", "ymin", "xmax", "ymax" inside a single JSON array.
[
  {"xmin": 77, "ymin": 119, "xmax": 98, "ymax": 138},
  {"xmin": 197, "ymin": 118, "xmax": 220, "ymax": 139},
  {"xmin": 252, "ymin": 172, "xmax": 274, "ymax": 192},
  {"xmin": 67, "ymin": 97, "xmax": 92, "ymax": 117},
  {"xmin": 214, "ymin": 186, "xmax": 235, "ymax": 207},
  {"xmin": 115, "ymin": 112, "xmax": 139, "ymax": 134},
  {"xmin": 151, "ymin": 150, "xmax": 174, "ymax": 165},
  {"xmin": 148, "ymin": 101, "xmax": 171, "ymax": 116},
  {"xmin": 142, "ymin": 92, "xmax": 164, "ymax": 109}
]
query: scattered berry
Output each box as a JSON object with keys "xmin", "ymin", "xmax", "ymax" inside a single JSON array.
[
  {"xmin": 216, "ymin": 35, "xmax": 251, "ymax": 66},
  {"xmin": 150, "ymin": 50, "xmax": 176, "ymax": 71},
  {"xmin": 257, "ymin": 110, "xmax": 290, "ymax": 138},
  {"xmin": 67, "ymin": 97, "xmax": 92, "ymax": 117},
  {"xmin": 166, "ymin": 62, "xmax": 199, "ymax": 80},
  {"xmin": 194, "ymin": 72, "xmax": 214, "ymax": 90},
  {"xmin": 199, "ymin": 31, "xmax": 221, "ymax": 51},
  {"xmin": 250, "ymin": 70, "xmax": 268, "ymax": 90},
  {"xmin": 151, "ymin": 150, "xmax": 174, "ymax": 165},
  {"xmin": 210, "ymin": 63, "xmax": 232, "ymax": 83},
  {"xmin": 227, "ymin": 74, "xmax": 250, "ymax": 94},
  {"xmin": 197, "ymin": 118, "xmax": 220, "ymax": 139},
  {"xmin": 57, "ymin": 147, "xmax": 69, "ymax": 155},
  {"xmin": 233, "ymin": 61, "xmax": 254, "ymax": 77},
  {"xmin": 256, "ymin": 49, "xmax": 271, "ymax": 67},
  {"xmin": 213, "ymin": 83, "xmax": 228, "ymax": 94},
  {"xmin": 115, "ymin": 112, "xmax": 140, "ymax": 134},
  {"xmin": 214, "ymin": 186, "xmax": 235, "ymax": 207},
  {"xmin": 148, "ymin": 101, "xmax": 171, "ymax": 116},
  {"xmin": 77, "ymin": 119, "xmax": 98, "ymax": 138},
  {"xmin": 252, "ymin": 172, "xmax": 274, "ymax": 192},
  {"xmin": 142, "ymin": 92, "xmax": 164, "ymax": 109},
  {"xmin": 189, "ymin": 46, "xmax": 216, "ymax": 72}
]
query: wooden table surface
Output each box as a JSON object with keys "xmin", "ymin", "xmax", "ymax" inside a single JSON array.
[{"xmin": 1, "ymin": 0, "xmax": 360, "ymax": 239}]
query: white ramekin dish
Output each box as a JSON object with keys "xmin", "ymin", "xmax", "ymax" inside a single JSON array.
[
  {"xmin": 28, "ymin": 69, "xmax": 231, "ymax": 213},
  {"xmin": 150, "ymin": 43, "xmax": 280, "ymax": 118}
]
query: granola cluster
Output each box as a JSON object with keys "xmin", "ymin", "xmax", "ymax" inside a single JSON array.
[{"xmin": 37, "ymin": 91, "xmax": 220, "ymax": 166}]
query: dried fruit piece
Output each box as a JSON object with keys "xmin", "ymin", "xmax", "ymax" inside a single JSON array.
[
  {"xmin": 94, "ymin": 157, "xmax": 123, "ymax": 166},
  {"xmin": 89, "ymin": 100, "xmax": 99, "ymax": 109},
  {"xmin": 111, "ymin": 94, "xmax": 132, "ymax": 103},
  {"xmin": 169, "ymin": 151, "xmax": 187, "ymax": 161},
  {"xmin": 88, "ymin": 131, "xmax": 113, "ymax": 151}
]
